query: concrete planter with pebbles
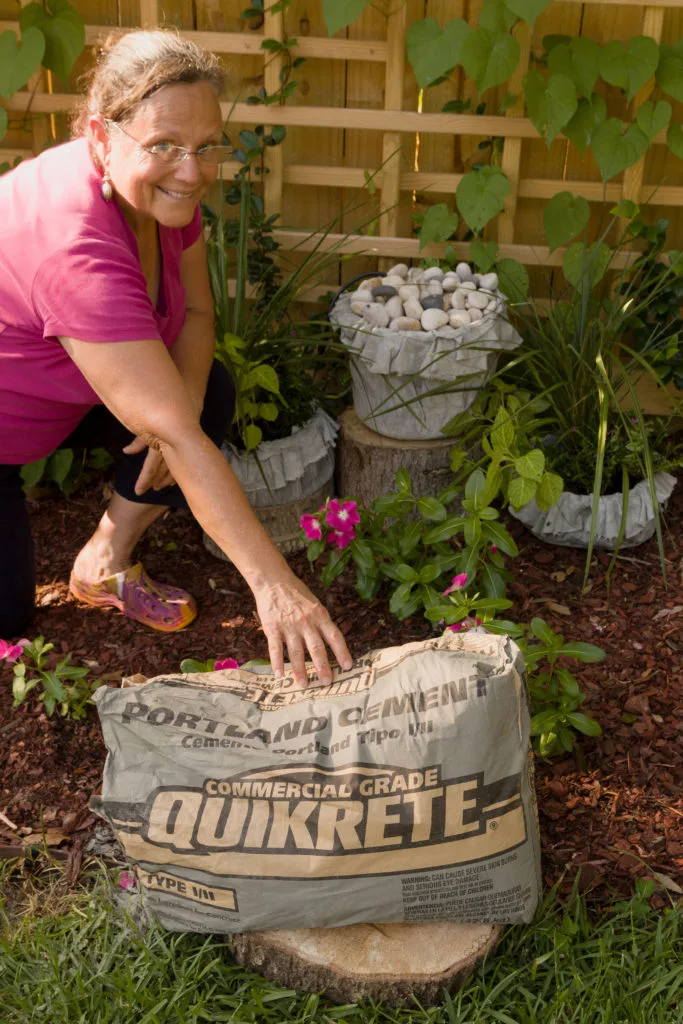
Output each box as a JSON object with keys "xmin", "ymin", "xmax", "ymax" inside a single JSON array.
[{"xmin": 330, "ymin": 263, "xmax": 521, "ymax": 440}]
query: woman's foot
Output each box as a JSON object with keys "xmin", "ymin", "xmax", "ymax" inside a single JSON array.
[{"xmin": 69, "ymin": 562, "xmax": 197, "ymax": 632}]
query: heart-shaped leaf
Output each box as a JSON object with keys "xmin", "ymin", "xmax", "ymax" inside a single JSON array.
[
  {"xmin": 524, "ymin": 70, "xmax": 578, "ymax": 145},
  {"xmin": 479, "ymin": 0, "xmax": 518, "ymax": 32},
  {"xmin": 590, "ymin": 118, "xmax": 649, "ymax": 180},
  {"xmin": 599, "ymin": 36, "xmax": 660, "ymax": 101},
  {"xmin": 635, "ymin": 99, "xmax": 671, "ymax": 143},
  {"xmin": 543, "ymin": 191, "xmax": 590, "ymax": 252},
  {"xmin": 562, "ymin": 93, "xmax": 607, "ymax": 152},
  {"xmin": 504, "ymin": 0, "xmax": 553, "ymax": 28},
  {"xmin": 514, "ymin": 449, "xmax": 545, "ymax": 482},
  {"xmin": 406, "ymin": 17, "xmax": 469, "ymax": 90},
  {"xmin": 462, "ymin": 28, "xmax": 520, "ymax": 95},
  {"xmin": 0, "ymin": 107, "xmax": 8, "ymax": 140},
  {"xmin": 0, "ymin": 28, "xmax": 45, "ymax": 99},
  {"xmin": 19, "ymin": 0, "xmax": 84, "ymax": 82},
  {"xmin": 562, "ymin": 241, "xmax": 611, "ymax": 287},
  {"xmin": 656, "ymin": 43, "xmax": 683, "ymax": 103},
  {"xmin": 456, "ymin": 167, "xmax": 509, "ymax": 231},
  {"xmin": 668, "ymin": 122, "xmax": 683, "ymax": 159},
  {"xmin": 496, "ymin": 258, "xmax": 529, "ymax": 301},
  {"xmin": 470, "ymin": 238, "xmax": 499, "ymax": 273},
  {"xmin": 322, "ymin": 0, "xmax": 372, "ymax": 35},
  {"xmin": 547, "ymin": 37, "xmax": 600, "ymax": 97},
  {"xmin": 419, "ymin": 202, "xmax": 459, "ymax": 250}
]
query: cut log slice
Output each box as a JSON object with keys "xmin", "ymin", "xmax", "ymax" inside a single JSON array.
[
  {"xmin": 338, "ymin": 408, "xmax": 467, "ymax": 510},
  {"xmin": 227, "ymin": 920, "xmax": 504, "ymax": 1007}
]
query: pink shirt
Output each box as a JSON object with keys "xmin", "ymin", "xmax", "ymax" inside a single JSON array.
[{"xmin": 0, "ymin": 137, "xmax": 202, "ymax": 464}]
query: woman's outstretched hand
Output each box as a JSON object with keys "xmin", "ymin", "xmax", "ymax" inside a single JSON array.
[{"xmin": 252, "ymin": 573, "xmax": 353, "ymax": 687}]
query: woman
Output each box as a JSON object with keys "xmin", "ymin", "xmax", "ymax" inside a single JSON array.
[{"xmin": 0, "ymin": 30, "xmax": 352, "ymax": 686}]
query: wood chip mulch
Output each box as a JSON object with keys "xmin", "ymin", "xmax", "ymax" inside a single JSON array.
[{"xmin": 0, "ymin": 477, "xmax": 681, "ymax": 911}]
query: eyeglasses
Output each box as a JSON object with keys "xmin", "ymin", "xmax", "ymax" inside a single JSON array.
[{"xmin": 105, "ymin": 120, "xmax": 233, "ymax": 166}]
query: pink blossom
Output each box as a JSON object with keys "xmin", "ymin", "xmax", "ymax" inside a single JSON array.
[
  {"xmin": 442, "ymin": 573, "xmax": 468, "ymax": 596},
  {"xmin": 0, "ymin": 639, "xmax": 26, "ymax": 663},
  {"xmin": 300, "ymin": 514, "xmax": 323, "ymax": 541},
  {"xmin": 447, "ymin": 616, "xmax": 482, "ymax": 633},
  {"xmin": 328, "ymin": 529, "xmax": 354, "ymax": 549},
  {"xmin": 490, "ymin": 545, "xmax": 498, "ymax": 554},
  {"xmin": 215, "ymin": 658, "xmax": 239, "ymax": 671},
  {"xmin": 117, "ymin": 871, "xmax": 136, "ymax": 890},
  {"xmin": 324, "ymin": 499, "xmax": 360, "ymax": 533}
]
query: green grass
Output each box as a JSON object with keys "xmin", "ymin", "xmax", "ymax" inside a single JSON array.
[{"xmin": 0, "ymin": 863, "xmax": 681, "ymax": 1024}]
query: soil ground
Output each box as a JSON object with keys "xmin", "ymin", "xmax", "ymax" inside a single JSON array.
[{"xmin": 1, "ymin": 477, "xmax": 681, "ymax": 910}]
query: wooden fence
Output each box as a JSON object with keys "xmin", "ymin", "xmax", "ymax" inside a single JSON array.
[{"xmin": 2, "ymin": 0, "xmax": 682, "ymax": 298}]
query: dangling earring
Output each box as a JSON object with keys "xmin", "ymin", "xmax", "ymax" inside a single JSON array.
[{"xmin": 101, "ymin": 173, "xmax": 113, "ymax": 201}]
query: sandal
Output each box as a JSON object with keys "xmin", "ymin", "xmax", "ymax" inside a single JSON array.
[{"xmin": 69, "ymin": 562, "xmax": 197, "ymax": 632}]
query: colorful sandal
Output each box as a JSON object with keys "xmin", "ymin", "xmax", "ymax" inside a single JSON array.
[{"xmin": 69, "ymin": 562, "xmax": 197, "ymax": 632}]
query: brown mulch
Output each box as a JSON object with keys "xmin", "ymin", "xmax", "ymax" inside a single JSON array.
[{"xmin": 0, "ymin": 475, "xmax": 681, "ymax": 911}]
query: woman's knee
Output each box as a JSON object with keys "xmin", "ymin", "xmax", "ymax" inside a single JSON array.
[{"xmin": 200, "ymin": 360, "xmax": 236, "ymax": 447}]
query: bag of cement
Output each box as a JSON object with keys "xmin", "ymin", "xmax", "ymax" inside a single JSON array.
[{"xmin": 93, "ymin": 632, "xmax": 541, "ymax": 934}]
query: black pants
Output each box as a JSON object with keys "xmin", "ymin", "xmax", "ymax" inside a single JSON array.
[{"xmin": 0, "ymin": 360, "xmax": 235, "ymax": 638}]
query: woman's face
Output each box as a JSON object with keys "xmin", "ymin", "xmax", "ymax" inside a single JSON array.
[{"xmin": 100, "ymin": 81, "xmax": 223, "ymax": 231}]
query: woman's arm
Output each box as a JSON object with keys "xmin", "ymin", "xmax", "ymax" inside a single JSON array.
[{"xmin": 60, "ymin": 335, "xmax": 352, "ymax": 685}]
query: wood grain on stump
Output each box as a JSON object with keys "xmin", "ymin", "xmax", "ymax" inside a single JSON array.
[
  {"xmin": 227, "ymin": 921, "xmax": 503, "ymax": 1006},
  {"xmin": 338, "ymin": 409, "xmax": 458, "ymax": 509}
]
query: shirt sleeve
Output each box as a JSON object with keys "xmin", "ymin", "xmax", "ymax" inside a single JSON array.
[
  {"xmin": 180, "ymin": 205, "xmax": 203, "ymax": 250},
  {"xmin": 32, "ymin": 234, "xmax": 163, "ymax": 343}
]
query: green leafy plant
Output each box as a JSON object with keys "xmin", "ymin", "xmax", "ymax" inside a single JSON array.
[
  {"xmin": 10, "ymin": 637, "xmax": 103, "ymax": 719},
  {"xmin": 21, "ymin": 447, "xmax": 114, "ymax": 497}
]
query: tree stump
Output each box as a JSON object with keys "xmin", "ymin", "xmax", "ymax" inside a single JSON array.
[
  {"xmin": 338, "ymin": 409, "xmax": 459, "ymax": 508},
  {"xmin": 227, "ymin": 921, "xmax": 503, "ymax": 1006}
]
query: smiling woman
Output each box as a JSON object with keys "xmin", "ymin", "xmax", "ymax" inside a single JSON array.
[{"xmin": 0, "ymin": 30, "xmax": 351, "ymax": 686}]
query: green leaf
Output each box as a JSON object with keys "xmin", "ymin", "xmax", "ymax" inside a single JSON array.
[
  {"xmin": 456, "ymin": 167, "xmax": 509, "ymax": 232},
  {"xmin": 543, "ymin": 191, "xmax": 590, "ymax": 253},
  {"xmin": 389, "ymin": 581, "xmax": 415, "ymax": 617},
  {"xmin": 504, "ymin": 0, "xmax": 553, "ymax": 28},
  {"xmin": 469, "ymin": 238, "xmax": 499, "ymax": 273},
  {"xmin": 490, "ymin": 407, "xmax": 514, "ymax": 451},
  {"xmin": 321, "ymin": 548, "xmax": 351, "ymax": 587},
  {"xmin": 465, "ymin": 469, "xmax": 487, "ymax": 508},
  {"xmin": 509, "ymin": 475, "xmax": 537, "ymax": 510},
  {"xmin": 461, "ymin": 28, "xmax": 520, "ymax": 95},
  {"xmin": 524, "ymin": 71, "xmax": 578, "ymax": 145},
  {"xmin": 656, "ymin": 43, "xmax": 683, "ymax": 103},
  {"xmin": 419, "ymin": 203, "xmax": 459, "ymax": 250},
  {"xmin": 495, "ymin": 258, "xmax": 529, "ymax": 301},
  {"xmin": 418, "ymin": 563, "xmax": 440, "ymax": 584},
  {"xmin": 667, "ymin": 123, "xmax": 683, "ymax": 159},
  {"xmin": 243, "ymin": 423, "xmax": 262, "ymax": 450},
  {"xmin": 479, "ymin": 0, "xmax": 518, "ymax": 32},
  {"xmin": 635, "ymin": 99, "xmax": 672, "ymax": 143},
  {"xmin": 481, "ymin": 564, "xmax": 507, "ymax": 599},
  {"xmin": 250, "ymin": 363, "xmax": 280, "ymax": 394},
  {"xmin": 258, "ymin": 401, "xmax": 279, "ymax": 422},
  {"xmin": 417, "ymin": 496, "xmax": 447, "ymax": 521},
  {"xmin": 530, "ymin": 616, "xmax": 558, "ymax": 646},
  {"xmin": 395, "ymin": 468, "xmax": 412, "ymax": 493},
  {"xmin": 19, "ymin": 0, "xmax": 84, "ymax": 82},
  {"xmin": 406, "ymin": 17, "xmax": 469, "ymax": 90},
  {"xmin": 590, "ymin": 118, "xmax": 649, "ymax": 181},
  {"xmin": 21, "ymin": 457, "xmax": 48, "ymax": 488},
  {"xmin": 355, "ymin": 569, "xmax": 381, "ymax": 602},
  {"xmin": 464, "ymin": 516, "xmax": 482, "ymax": 547},
  {"xmin": 483, "ymin": 520, "xmax": 519, "ymax": 557},
  {"xmin": 0, "ymin": 28, "xmax": 45, "ymax": 98},
  {"xmin": 0, "ymin": 107, "xmax": 7, "ymax": 139},
  {"xmin": 322, "ymin": 0, "xmax": 372, "ymax": 36},
  {"xmin": 562, "ymin": 241, "xmax": 611, "ymax": 288},
  {"xmin": 306, "ymin": 538, "xmax": 325, "ymax": 562},
  {"xmin": 391, "ymin": 563, "xmax": 419, "ymax": 584},
  {"xmin": 547, "ymin": 37, "xmax": 600, "ymax": 96},
  {"xmin": 535, "ymin": 471, "xmax": 564, "ymax": 510},
  {"xmin": 558, "ymin": 641, "xmax": 606, "ymax": 663},
  {"xmin": 599, "ymin": 36, "xmax": 660, "ymax": 101},
  {"xmin": 349, "ymin": 538, "xmax": 375, "ymax": 573},
  {"xmin": 423, "ymin": 516, "xmax": 467, "ymax": 544},
  {"xmin": 566, "ymin": 711, "xmax": 603, "ymax": 737},
  {"xmin": 398, "ymin": 519, "xmax": 424, "ymax": 557},
  {"xmin": 180, "ymin": 658, "xmax": 211, "ymax": 673},
  {"xmin": 563, "ymin": 93, "xmax": 607, "ymax": 152},
  {"xmin": 610, "ymin": 199, "xmax": 639, "ymax": 219},
  {"xmin": 47, "ymin": 448, "xmax": 74, "ymax": 487}
]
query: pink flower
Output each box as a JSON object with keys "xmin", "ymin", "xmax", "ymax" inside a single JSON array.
[
  {"xmin": 442, "ymin": 573, "xmax": 468, "ymax": 596},
  {"xmin": 300, "ymin": 514, "xmax": 323, "ymax": 541},
  {"xmin": 0, "ymin": 639, "xmax": 26, "ymax": 663},
  {"xmin": 324, "ymin": 499, "xmax": 360, "ymax": 533},
  {"xmin": 447, "ymin": 616, "xmax": 482, "ymax": 633},
  {"xmin": 491, "ymin": 545, "xmax": 498, "ymax": 554},
  {"xmin": 117, "ymin": 871, "xmax": 136, "ymax": 889},
  {"xmin": 215, "ymin": 658, "xmax": 239, "ymax": 671},
  {"xmin": 328, "ymin": 529, "xmax": 354, "ymax": 549}
]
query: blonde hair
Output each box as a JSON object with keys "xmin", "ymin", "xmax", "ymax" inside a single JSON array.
[{"xmin": 71, "ymin": 29, "xmax": 224, "ymax": 135}]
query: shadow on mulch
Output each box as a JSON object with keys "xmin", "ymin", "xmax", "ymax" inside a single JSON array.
[{"xmin": 0, "ymin": 476, "xmax": 681, "ymax": 911}]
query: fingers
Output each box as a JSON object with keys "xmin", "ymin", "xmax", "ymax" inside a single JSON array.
[
  {"xmin": 122, "ymin": 435, "xmax": 148, "ymax": 455},
  {"xmin": 319, "ymin": 619, "xmax": 353, "ymax": 675},
  {"xmin": 134, "ymin": 449, "xmax": 162, "ymax": 495},
  {"xmin": 266, "ymin": 632, "xmax": 285, "ymax": 681}
]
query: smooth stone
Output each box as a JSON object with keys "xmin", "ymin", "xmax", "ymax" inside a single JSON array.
[
  {"xmin": 398, "ymin": 284, "xmax": 420, "ymax": 300},
  {"xmin": 478, "ymin": 272, "xmax": 499, "ymax": 291},
  {"xmin": 407, "ymin": 267, "xmax": 423, "ymax": 283},
  {"xmin": 426, "ymin": 280, "xmax": 443, "ymax": 294},
  {"xmin": 350, "ymin": 289, "xmax": 373, "ymax": 303},
  {"xmin": 455, "ymin": 262, "xmax": 474, "ymax": 281},
  {"xmin": 451, "ymin": 290, "xmax": 468, "ymax": 309},
  {"xmin": 395, "ymin": 316, "xmax": 422, "ymax": 331},
  {"xmin": 421, "ymin": 308, "xmax": 450, "ymax": 331},
  {"xmin": 404, "ymin": 298, "xmax": 424, "ymax": 319},
  {"xmin": 361, "ymin": 302, "xmax": 390, "ymax": 328},
  {"xmin": 385, "ymin": 295, "xmax": 404, "ymax": 319},
  {"xmin": 422, "ymin": 294, "xmax": 447, "ymax": 311},
  {"xmin": 422, "ymin": 266, "xmax": 445, "ymax": 282},
  {"xmin": 442, "ymin": 275, "xmax": 460, "ymax": 291},
  {"xmin": 360, "ymin": 277, "xmax": 382, "ymax": 290},
  {"xmin": 372, "ymin": 285, "xmax": 399, "ymax": 299},
  {"xmin": 382, "ymin": 275, "xmax": 405, "ymax": 288},
  {"xmin": 486, "ymin": 299, "xmax": 498, "ymax": 312},
  {"xmin": 387, "ymin": 263, "xmax": 409, "ymax": 278},
  {"xmin": 468, "ymin": 308, "xmax": 484, "ymax": 322},
  {"xmin": 449, "ymin": 312, "xmax": 471, "ymax": 329},
  {"xmin": 459, "ymin": 280, "xmax": 477, "ymax": 291},
  {"xmin": 467, "ymin": 291, "xmax": 489, "ymax": 310},
  {"xmin": 350, "ymin": 301, "xmax": 365, "ymax": 316}
]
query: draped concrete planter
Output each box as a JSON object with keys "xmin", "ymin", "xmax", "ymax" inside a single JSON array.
[
  {"xmin": 204, "ymin": 408, "xmax": 338, "ymax": 558},
  {"xmin": 330, "ymin": 293, "xmax": 521, "ymax": 441},
  {"xmin": 509, "ymin": 472, "xmax": 678, "ymax": 550}
]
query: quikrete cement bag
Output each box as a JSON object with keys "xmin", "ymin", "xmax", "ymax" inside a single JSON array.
[{"xmin": 93, "ymin": 632, "xmax": 542, "ymax": 934}]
